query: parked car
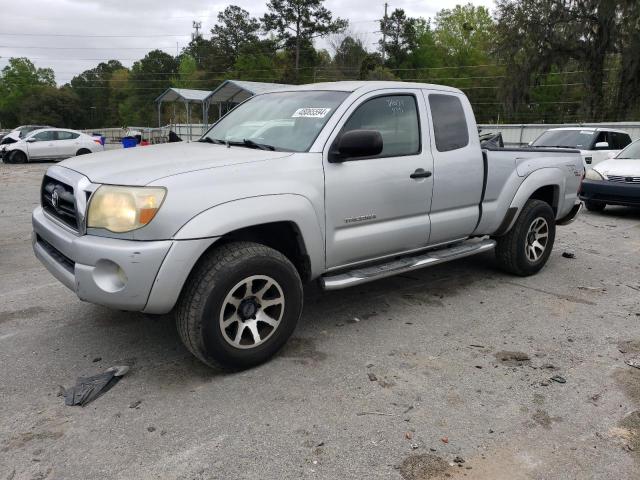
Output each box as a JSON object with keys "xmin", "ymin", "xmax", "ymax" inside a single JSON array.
[
  {"xmin": 32, "ymin": 81, "xmax": 583, "ymax": 369},
  {"xmin": 1, "ymin": 128, "xmax": 104, "ymax": 163},
  {"xmin": 580, "ymin": 139, "xmax": 640, "ymax": 211},
  {"xmin": 0, "ymin": 125, "xmax": 52, "ymax": 145},
  {"xmin": 530, "ymin": 127, "xmax": 632, "ymax": 167}
]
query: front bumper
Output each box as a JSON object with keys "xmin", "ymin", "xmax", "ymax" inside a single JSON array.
[
  {"xmin": 32, "ymin": 206, "xmax": 214, "ymax": 313},
  {"xmin": 579, "ymin": 179, "xmax": 640, "ymax": 207}
]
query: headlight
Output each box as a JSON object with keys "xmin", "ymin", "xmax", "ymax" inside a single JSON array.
[
  {"xmin": 584, "ymin": 168, "xmax": 605, "ymax": 181},
  {"xmin": 87, "ymin": 185, "xmax": 166, "ymax": 233}
]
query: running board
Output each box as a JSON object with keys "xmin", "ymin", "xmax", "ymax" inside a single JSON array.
[{"xmin": 320, "ymin": 238, "xmax": 496, "ymax": 291}]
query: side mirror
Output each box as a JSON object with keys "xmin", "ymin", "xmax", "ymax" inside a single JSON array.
[
  {"xmin": 26, "ymin": 137, "xmax": 37, "ymax": 143},
  {"xmin": 594, "ymin": 141, "xmax": 609, "ymax": 150},
  {"xmin": 330, "ymin": 129, "xmax": 383, "ymax": 162}
]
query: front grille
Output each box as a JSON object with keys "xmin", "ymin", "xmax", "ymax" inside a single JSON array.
[
  {"xmin": 41, "ymin": 175, "xmax": 79, "ymax": 231},
  {"xmin": 607, "ymin": 175, "xmax": 640, "ymax": 184},
  {"xmin": 36, "ymin": 234, "xmax": 75, "ymax": 273}
]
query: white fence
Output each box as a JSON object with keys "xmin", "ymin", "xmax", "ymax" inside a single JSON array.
[
  {"xmin": 8, "ymin": 121, "xmax": 638, "ymax": 147},
  {"xmin": 478, "ymin": 122, "xmax": 640, "ymax": 147},
  {"xmin": 81, "ymin": 123, "xmax": 207, "ymax": 143}
]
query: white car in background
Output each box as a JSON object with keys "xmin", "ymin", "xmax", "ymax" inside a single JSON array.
[
  {"xmin": 580, "ymin": 139, "xmax": 640, "ymax": 211},
  {"xmin": 530, "ymin": 127, "xmax": 632, "ymax": 167},
  {"xmin": 1, "ymin": 128, "xmax": 104, "ymax": 164},
  {"xmin": 0, "ymin": 125, "xmax": 52, "ymax": 145}
]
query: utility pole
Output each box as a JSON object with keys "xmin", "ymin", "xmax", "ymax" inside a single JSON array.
[
  {"xmin": 381, "ymin": 3, "xmax": 388, "ymax": 61},
  {"xmin": 192, "ymin": 21, "xmax": 202, "ymax": 41}
]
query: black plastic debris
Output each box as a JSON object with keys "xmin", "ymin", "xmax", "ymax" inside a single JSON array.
[
  {"xmin": 561, "ymin": 251, "xmax": 576, "ymax": 259},
  {"xmin": 63, "ymin": 366, "xmax": 130, "ymax": 407}
]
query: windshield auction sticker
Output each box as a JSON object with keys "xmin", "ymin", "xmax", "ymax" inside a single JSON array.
[{"xmin": 292, "ymin": 107, "xmax": 331, "ymax": 118}]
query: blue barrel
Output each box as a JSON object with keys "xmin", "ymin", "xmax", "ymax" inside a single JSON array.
[{"xmin": 122, "ymin": 137, "xmax": 137, "ymax": 148}]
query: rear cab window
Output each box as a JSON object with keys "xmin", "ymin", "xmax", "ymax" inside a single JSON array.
[{"xmin": 428, "ymin": 94, "xmax": 470, "ymax": 152}]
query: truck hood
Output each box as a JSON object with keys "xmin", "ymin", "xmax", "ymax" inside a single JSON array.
[
  {"xmin": 594, "ymin": 159, "xmax": 640, "ymax": 177},
  {"xmin": 60, "ymin": 142, "xmax": 293, "ymax": 185}
]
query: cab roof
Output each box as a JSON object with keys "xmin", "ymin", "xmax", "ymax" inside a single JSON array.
[{"xmin": 274, "ymin": 81, "xmax": 464, "ymax": 95}]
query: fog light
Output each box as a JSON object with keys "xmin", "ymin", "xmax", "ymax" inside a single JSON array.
[{"xmin": 92, "ymin": 259, "xmax": 127, "ymax": 293}]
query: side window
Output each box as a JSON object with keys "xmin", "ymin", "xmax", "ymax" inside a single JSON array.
[
  {"xmin": 340, "ymin": 95, "xmax": 420, "ymax": 158},
  {"xmin": 56, "ymin": 131, "xmax": 79, "ymax": 140},
  {"xmin": 612, "ymin": 132, "xmax": 632, "ymax": 150},
  {"xmin": 429, "ymin": 94, "xmax": 470, "ymax": 152},
  {"xmin": 32, "ymin": 131, "xmax": 55, "ymax": 142}
]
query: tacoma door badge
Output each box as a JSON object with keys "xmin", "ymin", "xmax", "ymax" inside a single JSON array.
[{"xmin": 344, "ymin": 214, "xmax": 376, "ymax": 224}]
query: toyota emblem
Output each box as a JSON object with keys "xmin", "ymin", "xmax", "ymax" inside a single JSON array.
[{"xmin": 51, "ymin": 190, "xmax": 59, "ymax": 209}]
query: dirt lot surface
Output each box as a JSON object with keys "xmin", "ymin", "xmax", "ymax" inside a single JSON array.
[{"xmin": 1, "ymin": 162, "xmax": 640, "ymax": 480}]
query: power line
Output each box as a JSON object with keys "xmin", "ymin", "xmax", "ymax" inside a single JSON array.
[{"xmin": 0, "ymin": 33, "xmax": 191, "ymax": 38}]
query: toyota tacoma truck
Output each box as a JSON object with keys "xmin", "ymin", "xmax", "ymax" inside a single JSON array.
[{"xmin": 32, "ymin": 81, "xmax": 583, "ymax": 369}]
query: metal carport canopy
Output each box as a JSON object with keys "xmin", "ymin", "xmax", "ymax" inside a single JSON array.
[
  {"xmin": 155, "ymin": 87, "xmax": 213, "ymax": 103},
  {"xmin": 207, "ymin": 80, "xmax": 292, "ymax": 105}
]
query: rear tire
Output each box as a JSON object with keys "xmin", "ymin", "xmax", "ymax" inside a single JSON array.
[
  {"xmin": 495, "ymin": 199, "xmax": 556, "ymax": 276},
  {"xmin": 76, "ymin": 148, "xmax": 91, "ymax": 156},
  {"xmin": 176, "ymin": 241, "xmax": 303, "ymax": 370},
  {"xmin": 584, "ymin": 200, "xmax": 606, "ymax": 212}
]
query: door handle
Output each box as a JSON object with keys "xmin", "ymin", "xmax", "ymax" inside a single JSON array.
[{"xmin": 410, "ymin": 169, "xmax": 432, "ymax": 179}]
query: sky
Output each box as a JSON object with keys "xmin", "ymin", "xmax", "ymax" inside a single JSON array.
[{"xmin": 0, "ymin": 0, "xmax": 495, "ymax": 85}]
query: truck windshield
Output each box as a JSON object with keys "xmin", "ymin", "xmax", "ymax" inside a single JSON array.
[
  {"xmin": 202, "ymin": 90, "xmax": 349, "ymax": 152},
  {"xmin": 531, "ymin": 130, "xmax": 595, "ymax": 149},
  {"xmin": 616, "ymin": 140, "xmax": 640, "ymax": 159}
]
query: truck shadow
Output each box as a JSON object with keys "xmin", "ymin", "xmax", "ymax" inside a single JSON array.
[{"xmin": 49, "ymin": 251, "xmax": 500, "ymax": 384}]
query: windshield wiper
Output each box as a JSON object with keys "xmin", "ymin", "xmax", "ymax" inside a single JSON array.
[
  {"xmin": 242, "ymin": 139, "xmax": 276, "ymax": 151},
  {"xmin": 199, "ymin": 137, "xmax": 226, "ymax": 145}
]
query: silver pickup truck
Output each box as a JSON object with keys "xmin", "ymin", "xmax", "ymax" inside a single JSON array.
[{"xmin": 32, "ymin": 81, "xmax": 583, "ymax": 369}]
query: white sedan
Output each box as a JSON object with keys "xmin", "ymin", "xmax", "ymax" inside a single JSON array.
[
  {"xmin": 1, "ymin": 128, "xmax": 104, "ymax": 164},
  {"xmin": 580, "ymin": 139, "xmax": 640, "ymax": 211}
]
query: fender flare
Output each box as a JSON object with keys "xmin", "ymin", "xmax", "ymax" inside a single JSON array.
[
  {"xmin": 173, "ymin": 194, "xmax": 325, "ymax": 277},
  {"xmin": 498, "ymin": 168, "xmax": 565, "ymax": 235}
]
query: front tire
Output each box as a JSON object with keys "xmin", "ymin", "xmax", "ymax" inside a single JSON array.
[
  {"xmin": 495, "ymin": 199, "xmax": 556, "ymax": 276},
  {"xmin": 7, "ymin": 150, "xmax": 27, "ymax": 164},
  {"xmin": 584, "ymin": 200, "xmax": 606, "ymax": 212},
  {"xmin": 176, "ymin": 241, "xmax": 303, "ymax": 370}
]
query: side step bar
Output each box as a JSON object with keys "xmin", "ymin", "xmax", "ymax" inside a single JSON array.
[{"xmin": 320, "ymin": 238, "xmax": 496, "ymax": 291}]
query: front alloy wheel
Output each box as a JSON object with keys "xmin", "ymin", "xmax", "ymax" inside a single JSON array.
[{"xmin": 220, "ymin": 275, "xmax": 285, "ymax": 349}]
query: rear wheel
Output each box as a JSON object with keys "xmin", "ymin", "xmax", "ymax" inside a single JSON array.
[
  {"xmin": 495, "ymin": 199, "xmax": 556, "ymax": 276},
  {"xmin": 76, "ymin": 149, "xmax": 91, "ymax": 156},
  {"xmin": 176, "ymin": 241, "xmax": 303, "ymax": 370},
  {"xmin": 584, "ymin": 200, "xmax": 606, "ymax": 212}
]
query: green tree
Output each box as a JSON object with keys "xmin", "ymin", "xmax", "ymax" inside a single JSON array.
[
  {"xmin": 434, "ymin": 4, "xmax": 494, "ymax": 66},
  {"xmin": 0, "ymin": 58, "xmax": 55, "ymax": 127},
  {"xmin": 172, "ymin": 55, "xmax": 202, "ymax": 88},
  {"xmin": 128, "ymin": 49, "xmax": 178, "ymax": 125},
  {"xmin": 379, "ymin": 9, "xmax": 422, "ymax": 69},
  {"xmin": 17, "ymin": 86, "xmax": 83, "ymax": 127},
  {"xmin": 69, "ymin": 60, "xmax": 125, "ymax": 127},
  {"xmin": 212, "ymin": 6, "xmax": 261, "ymax": 64},
  {"xmin": 614, "ymin": 0, "xmax": 640, "ymax": 119},
  {"xmin": 262, "ymin": 0, "xmax": 348, "ymax": 77},
  {"xmin": 332, "ymin": 35, "xmax": 368, "ymax": 78},
  {"xmin": 494, "ymin": 0, "xmax": 621, "ymax": 121}
]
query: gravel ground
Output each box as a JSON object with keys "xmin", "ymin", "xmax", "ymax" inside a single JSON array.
[{"xmin": 1, "ymin": 161, "xmax": 639, "ymax": 480}]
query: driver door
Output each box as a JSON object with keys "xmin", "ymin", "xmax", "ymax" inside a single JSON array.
[
  {"xmin": 26, "ymin": 130, "xmax": 56, "ymax": 160},
  {"xmin": 323, "ymin": 90, "xmax": 434, "ymax": 269}
]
